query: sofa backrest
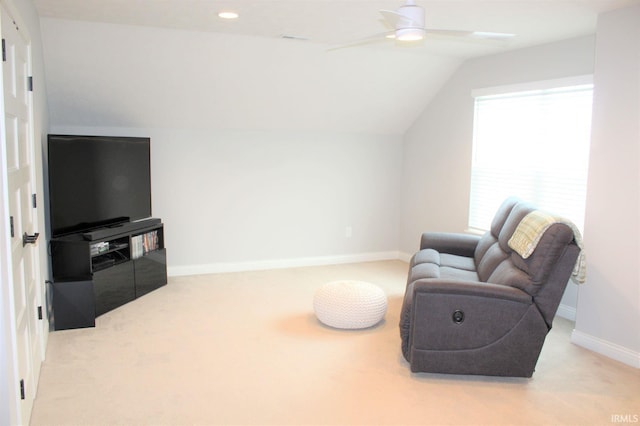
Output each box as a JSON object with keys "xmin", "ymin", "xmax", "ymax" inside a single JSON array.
[
  {"xmin": 474, "ymin": 197, "xmax": 581, "ymax": 326},
  {"xmin": 474, "ymin": 197, "xmax": 524, "ymax": 281},
  {"xmin": 511, "ymin": 223, "xmax": 579, "ymax": 324}
]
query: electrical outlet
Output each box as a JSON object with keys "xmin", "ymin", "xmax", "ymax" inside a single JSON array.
[{"xmin": 345, "ymin": 226, "xmax": 352, "ymax": 238}]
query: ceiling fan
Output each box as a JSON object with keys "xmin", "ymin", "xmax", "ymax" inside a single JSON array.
[{"xmin": 331, "ymin": 0, "xmax": 515, "ymax": 50}]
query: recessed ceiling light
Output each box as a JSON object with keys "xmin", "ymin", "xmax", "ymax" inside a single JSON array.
[{"xmin": 218, "ymin": 11, "xmax": 239, "ymax": 19}]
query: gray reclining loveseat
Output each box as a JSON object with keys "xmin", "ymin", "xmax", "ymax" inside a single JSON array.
[{"xmin": 400, "ymin": 197, "xmax": 582, "ymax": 377}]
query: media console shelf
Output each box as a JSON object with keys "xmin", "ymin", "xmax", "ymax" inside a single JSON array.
[{"xmin": 50, "ymin": 218, "xmax": 167, "ymax": 330}]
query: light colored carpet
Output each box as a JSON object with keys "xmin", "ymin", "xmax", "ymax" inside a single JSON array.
[{"xmin": 31, "ymin": 261, "xmax": 639, "ymax": 425}]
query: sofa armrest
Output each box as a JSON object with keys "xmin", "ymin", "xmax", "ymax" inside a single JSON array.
[{"xmin": 419, "ymin": 232, "xmax": 481, "ymax": 257}]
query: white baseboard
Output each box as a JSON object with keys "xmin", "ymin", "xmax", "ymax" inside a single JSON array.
[
  {"xmin": 168, "ymin": 251, "xmax": 402, "ymax": 277},
  {"xmin": 571, "ymin": 329, "xmax": 640, "ymax": 369},
  {"xmin": 556, "ymin": 303, "xmax": 577, "ymax": 321},
  {"xmin": 398, "ymin": 251, "xmax": 413, "ymax": 263}
]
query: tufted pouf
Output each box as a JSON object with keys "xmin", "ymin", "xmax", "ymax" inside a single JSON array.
[{"xmin": 313, "ymin": 280, "xmax": 387, "ymax": 329}]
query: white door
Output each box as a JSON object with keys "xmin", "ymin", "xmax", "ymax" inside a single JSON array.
[{"xmin": 1, "ymin": 4, "xmax": 42, "ymax": 424}]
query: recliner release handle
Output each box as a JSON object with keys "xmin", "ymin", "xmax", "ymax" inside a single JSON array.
[{"xmin": 452, "ymin": 310, "xmax": 465, "ymax": 324}]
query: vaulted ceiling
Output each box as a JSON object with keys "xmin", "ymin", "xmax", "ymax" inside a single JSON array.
[
  {"xmin": 34, "ymin": 0, "xmax": 638, "ymax": 57},
  {"xmin": 34, "ymin": 0, "xmax": 639, "ymax": 134}
]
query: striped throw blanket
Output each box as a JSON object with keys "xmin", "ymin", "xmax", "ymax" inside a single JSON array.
[{"xmin": 508, "ymin": 210, "xmax": 586, "ymax": 284}]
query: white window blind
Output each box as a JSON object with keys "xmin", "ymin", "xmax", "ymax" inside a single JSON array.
[{"xmin": 469, "ymin": 80, "xmax": 593, "ymax": 232}]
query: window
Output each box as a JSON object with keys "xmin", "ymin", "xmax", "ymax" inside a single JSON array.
[{"xmin": 469, "ymin": 76, "xmax": 593, "ymax": 232}]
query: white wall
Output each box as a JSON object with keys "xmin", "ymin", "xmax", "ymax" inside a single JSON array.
[
  {"xmin": 572, "ymin": 5, "xmax": 640, "ymax": 367},
  {"xmin": 148, "ymin": 130, "xmax": 402, "ymax": 273}
]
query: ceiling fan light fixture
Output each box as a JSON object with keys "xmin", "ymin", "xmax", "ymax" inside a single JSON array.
[
  {"xmin": 218, "ymin": 11, "xmax": 239, "ymax": 19},
  {"xmin": 395, "ymin": 28, "xmax": 425, "ymax": 41},
  {"xmin": 394, "ymin": 0, "xmax": 425, "ymax": 41}
]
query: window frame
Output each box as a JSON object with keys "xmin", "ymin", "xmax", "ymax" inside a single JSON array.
[{"xmin": 468, "ymin": 75, "xmax": 594, "ymax": 233}]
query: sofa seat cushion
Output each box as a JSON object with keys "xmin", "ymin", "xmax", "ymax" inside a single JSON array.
[
  {"xmin": 441, "ymin": 267, "xmax": 479, "ymax": 281},
  {"xmin": 409, "ymin": 249, "xmax": 479, "ymax": 282},
  {"xmin": 440, "ymin": 254, "xmax": 476, "ymax": 271},
  {"xmin": 412, "ymin": 249, "xmax": 476, "ymax": 270}
]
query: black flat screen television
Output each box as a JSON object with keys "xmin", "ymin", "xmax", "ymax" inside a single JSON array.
[{"xmin": 47, "ymin": 134, "xmax": 152, "ymax": 238}]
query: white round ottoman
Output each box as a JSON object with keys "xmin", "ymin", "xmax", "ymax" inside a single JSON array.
[{"xmin": 313, "ymin": 280, "xmax": 387, "ymax": 329}]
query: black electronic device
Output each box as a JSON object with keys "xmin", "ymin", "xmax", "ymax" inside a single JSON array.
[{"xmin": 47, "ymin": 134, "xmax": 152, "ymax": 238}]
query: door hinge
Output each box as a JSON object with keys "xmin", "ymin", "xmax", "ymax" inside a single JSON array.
[
  {"xmin": 19, "ymin": 379, "xmax": 25, "ymax": 400},
  {"xmin": 9, "ymin": 216, "xmax": 14, "ymax": 238},
  {"xmin": 37, "ymin": 306, "xmax": 43, "ymax": 320},
  {"xmin": 2, "ymin": 39, "xmax": 5, "ymax": 62},
  {"xmin": 32, "ymin": 193, "xmax": 37, "ymax": 208},
  {"xmin": 27, "ymin": 76, "xmax": 33, "ymax": 92}
]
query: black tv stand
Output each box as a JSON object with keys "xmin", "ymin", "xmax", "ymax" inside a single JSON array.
[
  {"xmin": 82, "ymin": 218, "xmax": 162, "ymax": 241},
  {"xmin": 50, "ymin": 219, "xmax": 167, "ymax": 330}
]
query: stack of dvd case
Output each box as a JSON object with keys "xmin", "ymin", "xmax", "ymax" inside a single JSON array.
[{"xmin": 131, "ymin": 230, "xmax": 159, "ymax": 259}]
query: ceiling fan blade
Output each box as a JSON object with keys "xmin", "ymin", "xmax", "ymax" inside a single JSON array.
[
  {"xmin": 326, "ymin": 31, "xmax": 395, "ymax": 52},
  {"xmin": 424, "ymin": 29, "xmax": 473, "ymax": 38},
  {"xmin": 341, "ymin": 3, "xmax": 514, "ymax": 51},
  {"xmin": 469, "ymin": 31, "xmax": 516, "ymax": 40},
  {"xmin": 424, "ymin": 29, "xmax": 515, "ymax": 41}
]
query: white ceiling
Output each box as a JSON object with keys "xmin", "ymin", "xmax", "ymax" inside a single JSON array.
[
  {"xmin": 32, "ymin": 0, "xmax": 640, "ymax": 59},
  {"xmin": 35, "ymin": 0, "xmax": 639, "ymax": 135}
]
